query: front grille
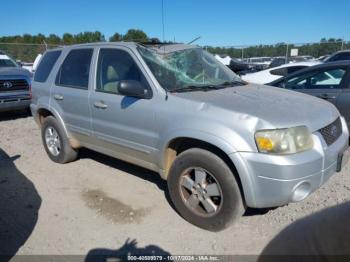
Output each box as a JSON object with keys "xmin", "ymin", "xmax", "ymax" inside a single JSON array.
[
  {"xmin": 0, "ymin": 79, "xmax": 29, "ymax": 92},
  {"xmin": 318, "ymin": 117, "xmax": 342, "ymax": 146}
]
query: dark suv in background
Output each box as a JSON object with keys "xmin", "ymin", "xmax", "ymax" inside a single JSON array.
[
  {"xmin": 325, "ymin": 50, "xmax": 350, "ymax": 63},
  {"xmin": 0, "ymin": 51, "xmax": 32, "ymax": 113}
]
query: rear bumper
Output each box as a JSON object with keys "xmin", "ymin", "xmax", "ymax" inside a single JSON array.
[
  {"xmin": 0, "ymin": 95, "xmax": 31, "ymax": 112},
  {"xmin": 230, "ymin": 117, "xmax": 349, "ymax": 208}
]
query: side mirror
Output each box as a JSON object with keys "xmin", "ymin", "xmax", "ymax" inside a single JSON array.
[
  {"xmin": 16, "ymin": 60, "xmax": 23, "ymax": 67},
  {"xmin": 118, "ymin": 80, "xmax": 150, "ymax": 99}
]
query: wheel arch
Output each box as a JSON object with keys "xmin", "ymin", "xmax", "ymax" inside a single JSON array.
[
  {"xmin": 35, "ymin": 106, "xmax": 80, "ymax": 148},
  {"xmin": 162, "ymin": 135, "xmax": 247, "ymax": 206}
]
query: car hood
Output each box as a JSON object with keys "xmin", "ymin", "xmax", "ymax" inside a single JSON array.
[
  {"xmin": 173, "ymin": 84, "xmax": 340, "ymax": 132},
  {"xmin": 0, "ymin": 67, "xmax": 32, "ymax": 78}
]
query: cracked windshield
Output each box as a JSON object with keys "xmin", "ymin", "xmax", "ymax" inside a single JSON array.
[{"xmin": 138, "ymin": 46, "xmax": 243, "ymax": 92}]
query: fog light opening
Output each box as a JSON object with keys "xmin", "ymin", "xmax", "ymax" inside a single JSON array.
[{"xmin": 292, "ymin": 182, "xmax": 311, "ymax": 202}]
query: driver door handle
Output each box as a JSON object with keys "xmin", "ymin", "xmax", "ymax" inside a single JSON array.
[{"xmin": 93, "ymin": 101, "xmax": 108, "ymax": 109}]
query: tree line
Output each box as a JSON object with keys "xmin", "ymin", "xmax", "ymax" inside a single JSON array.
[
  {"xmin": 206, "ymin": 38, "xmax": 350, "ymax": 59},
  {"xmin": 0, "ymin": 29, "xmax": 348, "ymax": 62},
  {"xmin": 0, "ymin": 29, "xmax": 154, "ymax": 61}
]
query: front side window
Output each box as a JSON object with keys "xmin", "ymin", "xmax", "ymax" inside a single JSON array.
[
  {"xmin": 138, "ymin": 46, "xmax": 243, "ymax": 92},
  {"xmin": 34, "ymin": 50, "xmax": 61, "ymax": 82},
  {"xmin": 285, "ymin": 68, "xmax": 346, "ymax": 90},
  {"xmin": 56, "ymin": 49, "xmax": 93, "ymax": 89},
  {"xmin": 330, "ymin": 53, "xmax": 350, "ymax": 62},
  {"xmin": 96, "ymin": 48, "xmax": 148, "ymax": 94}
]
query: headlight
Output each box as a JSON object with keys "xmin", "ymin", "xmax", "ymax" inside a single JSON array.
[{"xmin": 255, "ymin": 126, "xmax": 313, "ymax": 154}]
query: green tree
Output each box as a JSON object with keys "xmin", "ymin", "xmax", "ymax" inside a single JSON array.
[
  {"xmin": 63, "ymin": 33, "xmax": 75, "ymax": 45},
  {"xmin": 47, "ymin": 34, "xmax": 61, "ymax": 45},
  {"xmin": 122, "ymin": 29, "xmax": 148, "ymax": 41},
  {"xmin": 74, "ymin": 31, "xmax": 105, "ymax": 43},
  {"xmin": 109, "ymin": 32, "xmax": 122, "ymax": 42}
]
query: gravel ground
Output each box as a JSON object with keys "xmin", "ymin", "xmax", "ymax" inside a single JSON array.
[{"xmin": 0, "ymin": 112, "xmax": 349, "ymax": 259}]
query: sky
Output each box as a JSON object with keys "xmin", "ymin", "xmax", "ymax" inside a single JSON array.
[{"xmin": 1, "ymin": 0, "xmax": 350, "ymax": 46}]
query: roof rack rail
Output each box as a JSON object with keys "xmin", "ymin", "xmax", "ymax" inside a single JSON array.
[{"xmin": 136, "ymin": 39, "xmax": 180, "ymax": 46}]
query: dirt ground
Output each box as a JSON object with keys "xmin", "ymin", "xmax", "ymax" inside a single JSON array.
[{"xmin": 1, "ymin": 111, "xmax": 350, "ymax": 259}]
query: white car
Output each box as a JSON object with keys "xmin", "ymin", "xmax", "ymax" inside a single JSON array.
[
  {"xmin": 214, "ymin": 54, "xmax": 231, "ymax": 66},
  {"xmin": 241, "ymin": 61, "xmax": 320, "ymax": 84}
]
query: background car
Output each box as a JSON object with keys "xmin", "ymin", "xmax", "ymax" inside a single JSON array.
[
  {"xmin": 268, "ymin": 61, "xmax": 350, "ymax": 129},
  {"xmin": 227, "ymin": 58, "xmax": 262, "ymax": 75},
  {"xmin": 324, "ymin": 50, "xmax": 350, "ymax": 62},
  {"xmin": 269, "ymin": 56, "xmax": 315, "ymax": 68},
  {"xmin": 241, "ymin": 61, "xmax": 320, "ymax": 84},
  {"xmin": 0, "ymin": 51, "xmax": 32, "ymax": 113}
]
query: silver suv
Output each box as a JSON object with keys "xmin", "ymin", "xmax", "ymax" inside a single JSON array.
[{"xmin": 31, "ymin": 42, "xmax": 349, "ymax": 231}]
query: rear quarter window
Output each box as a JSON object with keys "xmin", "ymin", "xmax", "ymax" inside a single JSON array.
[{"xmin": 34, "ymin": 50, "xmax": 62, "ymax": 82}]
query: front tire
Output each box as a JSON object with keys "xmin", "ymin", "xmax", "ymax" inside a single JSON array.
[
  {"xmin": 168, "ymin": 148, "xmax": 245, "ymax": 231},
  {"xmin": 41, "ymin": 116, "xmax": 78, "ymax": 164}
]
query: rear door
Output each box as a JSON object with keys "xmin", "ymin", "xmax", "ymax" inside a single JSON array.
[
  {"xmin": 284, "ymin": 66, "xmax": 347, "ymax": 106},
  {"xmin": 51, "ymin": 48, "xmax": 94, "ymax": 141}
]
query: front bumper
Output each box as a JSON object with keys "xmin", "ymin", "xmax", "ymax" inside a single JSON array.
[
  {"xmin": 230, "ymin": 117, "xmax": 349, "ymax": 208},
  {"xmin": 0, "ymin": 94, "xmax": 31, "ymax": 112}
]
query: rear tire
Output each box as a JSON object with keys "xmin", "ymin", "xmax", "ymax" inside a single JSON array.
[
  {"xmin": 167, "ymin": 148, "xmax": 245, "ymax": 231},
  {"xmin": 41, "ymin": 116, "xmax": 78, "ymax": 164}
]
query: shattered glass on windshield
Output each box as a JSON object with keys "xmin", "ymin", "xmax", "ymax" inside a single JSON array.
[{"xmin": 138, "ymin": 46, "xmax": 242, "ymax": 92}]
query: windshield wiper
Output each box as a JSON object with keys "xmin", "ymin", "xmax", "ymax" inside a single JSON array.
[
  {"xmin": 169, "ymin": 80, "xmax": 247, "ymax": 93},
  {"xmin": 219, "ymin": 80, "xmax": 246, "ymax": 87},
  {"xmin": 169, "ymin": 85, "xmax": 221, "ymax": 93}
]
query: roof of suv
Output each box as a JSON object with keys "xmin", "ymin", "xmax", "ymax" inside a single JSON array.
[{"xmin": 47, "ymin": 42, "xmax": 197, "ymax": 54}]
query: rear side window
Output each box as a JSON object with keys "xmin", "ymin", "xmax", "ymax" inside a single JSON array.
[
  {"xmin": 34, "ymin": 50, "xmax": 61, "ymax": 82},
  {"xmin": 55, "ymin": 49, "xmax": 93, "ymax": 89}
]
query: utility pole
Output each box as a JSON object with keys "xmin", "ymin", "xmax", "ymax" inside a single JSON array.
[
  {"xmin": 161, "ymin": 0, "xmax": 165, "ymax": 42},
  {"xmin": 241, "ymin": 47, "xmax": 244, "ymax": 59},
  {"xmin": 285, "ymin": 43, "xmax": 289, "ymax": 63}
]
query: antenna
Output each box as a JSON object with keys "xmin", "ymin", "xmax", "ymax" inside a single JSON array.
[
  {"xmin": 161, "ymin": 0, "xmax": 165, "ymax": 42},
  {"xmin": 187, "ymin": 36, "xmax": 201, "ymax": 45},
  {"xmin": 43, "ymin": 40, "xmax": 48, "ymax": 50}
]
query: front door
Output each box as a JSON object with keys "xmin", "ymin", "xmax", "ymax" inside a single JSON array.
[
  {"xmin": 89, "ymin": 47, "xmax": 159, "ymax": 168},
  {"xmin": 285, "ymin": 66, "xmax": 347, "ymax": 107}
]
